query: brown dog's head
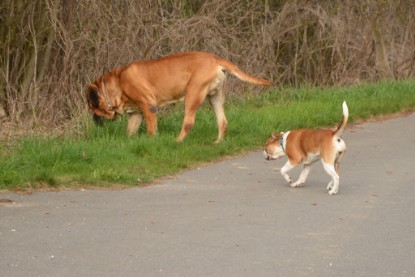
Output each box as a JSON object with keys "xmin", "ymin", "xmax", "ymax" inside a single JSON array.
[
  {"xmin": 263, "ymin": 132, "xmax": 286, "ymax": 160},
  {"xmin": 85, "ymin": 81, "xmax": 116, "ymax": 125}
]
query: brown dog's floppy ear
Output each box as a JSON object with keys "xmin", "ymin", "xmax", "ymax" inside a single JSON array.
[
  {"xmin": 272, "ymin": 132, "xmax": 278, "ymax": 139},
  {"xmin": 86, "ymin": 85, "xmax": 100, "ymax": 108}
]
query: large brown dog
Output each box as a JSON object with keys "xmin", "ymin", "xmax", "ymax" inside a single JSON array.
[{"xmin": 86, "ymin": 51, "xmax": 272, "ymax": 142}]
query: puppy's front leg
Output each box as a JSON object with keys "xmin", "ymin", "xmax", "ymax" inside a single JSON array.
[
  {"xmin": 292, "ymin": 163, "xmax": 311, "ymax": 187},
  {"xmin": 280, "ymin": 161, "xmax": 296, "ymax": 184}
]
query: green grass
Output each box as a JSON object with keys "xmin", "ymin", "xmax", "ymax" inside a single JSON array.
[{"xmin": 1, "ymin": 80, "xmax": 414, "ymax": 190}]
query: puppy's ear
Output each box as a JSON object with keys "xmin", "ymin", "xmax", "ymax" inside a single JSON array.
[{"xmin": 86, "ymin": 85, "xmax": 100, "ymax": 108}]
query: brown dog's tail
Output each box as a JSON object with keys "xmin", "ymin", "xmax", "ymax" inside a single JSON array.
[
  {"xmin": 334, "ymin": 101, "xmax": 349, "ymax": 137},
  {"xmin": 217, "ymin": 59, "xmax": 272, "ymax": 86}
]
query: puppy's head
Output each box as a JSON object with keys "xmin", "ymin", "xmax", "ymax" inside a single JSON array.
[
  {"xmin": 85, "ymin": 81, "xmax": 116, "ymax": 124},
  {"xmin": 263, "ymin": 132, "xmax": 286, "ymax": 160}
]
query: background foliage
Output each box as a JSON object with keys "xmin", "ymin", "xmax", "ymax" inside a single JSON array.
[{"xmin": 1, "ymin": 0, "xmax": 414, "ymax": 135}]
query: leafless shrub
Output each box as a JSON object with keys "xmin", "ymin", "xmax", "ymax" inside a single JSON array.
[{"xmin": 0, "ymin": 0, "xmax": 414, "ymax": 137}]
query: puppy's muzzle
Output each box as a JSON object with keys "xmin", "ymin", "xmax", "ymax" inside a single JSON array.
[{"xmin": 263, "ymin": 150, "xmax": 272, "ymax": 160}]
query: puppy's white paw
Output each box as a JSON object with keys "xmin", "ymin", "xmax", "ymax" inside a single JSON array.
[
  {"xmin": 328, "ymin": 188, "xmax": 338, "ymax": 195},
  {"xmin": 326, "ymin": 180, "xmax": 334, "ymax": 191},
  {"xmin": 291, "ymin": 181, "xmax": 304, "ymax": 187},
  {"xmin": 283, "ymin": 175, "xmax": 292, "ymax": 184}
]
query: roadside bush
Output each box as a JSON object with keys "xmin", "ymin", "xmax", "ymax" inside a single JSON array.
[{"xmin": 1, "ymin": 0, "xmax": 414, "ymax": 135}]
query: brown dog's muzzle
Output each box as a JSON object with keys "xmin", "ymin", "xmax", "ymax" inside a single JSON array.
[{"xmin": 93, "ymin": 114, "xmax": 104, "ymax": 126}]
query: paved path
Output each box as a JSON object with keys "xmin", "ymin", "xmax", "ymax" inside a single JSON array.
[{"xmin": 1, "ymin": 114, "xmax": 415, "ymax": 277}]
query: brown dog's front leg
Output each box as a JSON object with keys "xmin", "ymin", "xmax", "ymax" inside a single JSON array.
[
  {"xmin": 142, "ymin": 104, "xmax": 158, "ymax": 137},
  {"xmin": 127, "ymin": 113, "xmax": 143, "ymax": 136}
]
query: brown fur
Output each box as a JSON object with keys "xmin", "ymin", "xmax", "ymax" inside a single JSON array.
[{"xmin": 86, "ymin": 51, "xmax": 272, "ymax": 142}]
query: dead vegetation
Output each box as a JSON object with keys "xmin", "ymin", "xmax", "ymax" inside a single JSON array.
[{"xmin": 1, "ymin": 0, "xmax": 414, "ymax": 135}]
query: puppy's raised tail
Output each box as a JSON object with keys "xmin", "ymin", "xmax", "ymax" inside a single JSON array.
[{"xmin": 334, "ymin": 101, "xmax": 349, "ymax": 137}]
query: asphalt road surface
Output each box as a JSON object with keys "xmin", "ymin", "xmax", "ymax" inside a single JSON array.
[{"xmin": 1, "ymin": 113, "xmax": 414, "ymax": 277}]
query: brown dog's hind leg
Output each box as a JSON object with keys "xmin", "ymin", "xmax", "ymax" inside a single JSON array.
[{"xmin": 209, "ymin": 90, "xmax": 227, "ymax": 143}]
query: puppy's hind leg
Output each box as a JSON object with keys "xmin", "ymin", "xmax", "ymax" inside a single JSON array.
[
  {"xmin": 327, "ymin": 152, "xmax": 344, "ymax": 191},
  {"xmin": 326, "ymin": 180, "xmax": 334, "ymax": 191},
  {"xmin": 322, "ymin": 162, "xmax": 340, "ymax": 195}
]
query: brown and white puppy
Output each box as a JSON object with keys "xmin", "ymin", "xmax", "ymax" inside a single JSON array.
[
  {"xmin": 263, "ymin": 101, "xmax": 349, "ymax": 195},
  {"xmin": 86, "ymin": 51, "xmax": 272, "ymax": 143}
]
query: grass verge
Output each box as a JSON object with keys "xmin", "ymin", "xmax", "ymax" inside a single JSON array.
[{"xmin": 1, "ymin": 80, "xmax": 414, "ymax": 191}]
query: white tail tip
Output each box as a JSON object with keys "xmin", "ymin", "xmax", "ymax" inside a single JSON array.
[{"xmin": 342, "ymin": 101, "xmax": 349, "ymax": 117}]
